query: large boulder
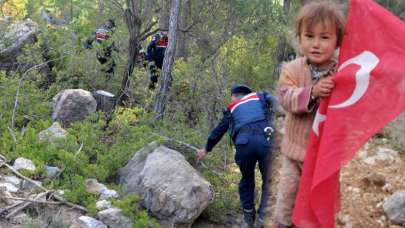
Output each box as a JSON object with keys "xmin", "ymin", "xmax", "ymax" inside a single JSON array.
[
  {"xmin": 0, "ymin": 19, "xmax": 39, "ymax": 63},
  {"xmin": 52, "ymin": 89, "xmax": 97, "ymax": 126},
  {"xmin": 119, "ymin": 142, "xmax": 214, "ymax": 226},
  {"xmin": 383, "ymin": 190, "xmax": 405, "ymax": 225}
]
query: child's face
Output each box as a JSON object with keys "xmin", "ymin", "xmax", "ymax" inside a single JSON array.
[{"xmin": 299, "ymin": 21, "xmax": 337, "ymax": 67}]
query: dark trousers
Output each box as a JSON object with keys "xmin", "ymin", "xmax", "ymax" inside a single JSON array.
[{"xmin": 234, "ymin": 129, "xmax": 272, "ymax": 218}]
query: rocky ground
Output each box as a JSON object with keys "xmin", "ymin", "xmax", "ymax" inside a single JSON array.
[{"xmin": 338, "ymin": 137, "xmax": 405, "ymax": 228}]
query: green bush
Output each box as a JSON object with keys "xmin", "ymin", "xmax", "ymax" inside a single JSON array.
[{"xmin": 112, "ymin": 195, "xmax": 160, "ymax": 228}]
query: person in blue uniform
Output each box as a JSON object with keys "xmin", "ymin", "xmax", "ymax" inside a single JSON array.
[
  {"xmin": 197, "ymin": 84, "xmax": 278, "ymax": 228},
  {"xmin": 146, "ymin": 31, "xmax": 168, "ymax": 89}
]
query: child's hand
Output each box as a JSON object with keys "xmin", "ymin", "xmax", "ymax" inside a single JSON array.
[{"xmin": 312, "ymin": 77, "xmax": 335, "ymax": 98}]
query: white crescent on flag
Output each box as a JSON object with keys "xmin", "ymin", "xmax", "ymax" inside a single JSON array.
[
  {"xmin": 312, "ymin": 51, "xmax": 380, "ymax": 135},
  {"xmin": 329, "ymin": 51, "xmax": 380, "ymax": 109}
]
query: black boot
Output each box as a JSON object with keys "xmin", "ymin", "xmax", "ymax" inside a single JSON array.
[{"xmin": 242, "ymin": 208, "xmax": 256, "ymax": 228}]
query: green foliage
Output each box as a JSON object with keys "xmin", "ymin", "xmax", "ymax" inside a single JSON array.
[{"xmin": 112, "ymin": 195, "xmax": 160, "ymax": 228}]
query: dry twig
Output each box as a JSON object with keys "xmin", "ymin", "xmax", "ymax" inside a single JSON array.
[{"xmin": 0, "ymin": 155, "xmax": 87, "ymax": 213}]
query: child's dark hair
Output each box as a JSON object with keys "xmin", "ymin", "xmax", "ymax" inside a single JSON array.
[{"xmin": 295, "ymin": 1, "xmax": 345, "ymax": 46}]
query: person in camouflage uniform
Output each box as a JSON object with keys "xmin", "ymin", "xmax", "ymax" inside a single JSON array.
[{"xmin": 84, "ymin": 19, "xmax": 118, "ymax": 79}]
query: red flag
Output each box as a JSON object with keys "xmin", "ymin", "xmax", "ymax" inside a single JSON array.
[{"xmin": 292, "ymin": 0, "xmax": 405, "ymax": 227}]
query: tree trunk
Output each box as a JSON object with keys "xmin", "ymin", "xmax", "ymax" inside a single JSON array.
[
  {"xmin": 94, "ymin": 90, "xmax": 115, "ymax": 118},
  {"xmin": 176, "ymin": 0, "xmax": 191, "ymax": 58},
  {"xmin": 154, "ymin": 0, "xmax": 181, "ymax": 120},
  {"xmin": 159, "ymin": 0, "xmax": 171, "ymax": 30},
  {"xmin": 26, "ymin": 0, "xmax": 34, "ymax": 19},
  {"xmin": 116, "ymin": 1, "xmax": 141, "ymax": 106}
]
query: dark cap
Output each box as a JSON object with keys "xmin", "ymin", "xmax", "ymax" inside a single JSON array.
[{"xmin": 231, "ymin": 84, "xmax": 252, "ymax": 95}]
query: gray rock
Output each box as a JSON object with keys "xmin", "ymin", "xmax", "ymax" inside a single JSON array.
[
  {"xmin": 362, "ymin": 147, "xmax": 400, "ymax": 165},
  {"xmin": 45, "ymin": 165, "xmax": 61, "ymax": 178},
  {"xmin": 119, "ymin": 142, "xmax": 214, "ymax": 225},
  {"xmin": 21, "ymin": 180, "xmax": 42, "ymax": 191},
  {"xmin": 0, "ymin": 182, "xmax": 19, "ymax": 193},
  {"xmin": 78, "ymin": 216, "xmax": 107, "ymax": 228},
  {"xmin": 85, "ymin": 179, "xmax": 107, "ymax": 195},
  {"xmin": 99, "ymin": 189, "xmax": 119, "ymax": 200},
  {"xmin": 3, "ymin": 176, "xmax": 22, "ymax": 187},
  {"xmin": 96, "ymin": 200, "xmax": 112, "ymax": 211},
  {"xmin": 38, "ymin": 122, "xmax": 68, "ymax": 142},
  {"xmin": 97, "ymin": 208, "xmax": 132, "ymax": 228},
  {"xmin": 0, "ymin": 19, "xmax": 39, "ymax": 62},
  {"xmin": 362, "ymin": 172, "xmax": 386, "ymax": 187},
  {"xmin": 383, "ymin": 190, "xmax": 405, "ymax": 225},
  {"xmin": 52, "ymin": 89, "xmax": 97, "ymax": 126},
  {"xmin": 12, "ymin": 157, "xmax": 36, "ymax": 171}
]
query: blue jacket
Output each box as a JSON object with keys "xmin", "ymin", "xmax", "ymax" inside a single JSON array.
[
  {"xmin": 146, "ymin": 33, "xmax": 168, "ymax": 68},
  {"xmin": 205, "ymin": 92, "xmax": 277, "ymax": 152}
]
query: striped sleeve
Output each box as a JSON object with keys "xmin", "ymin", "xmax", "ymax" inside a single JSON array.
[{"xmin": 277, "ymin": 66, "xmax": 312, "ymax": 114}]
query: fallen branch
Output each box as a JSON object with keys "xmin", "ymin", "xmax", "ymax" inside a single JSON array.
[
  {"xmin": 5, "ymin": 191, "xmax": 50, "ymax": 219},
  {"xmin": 151, "ymin": 133, "xmax": 205, "ymax": 166},
  {"xmin": 0, "ymin": 154, "xmax": 8, "ymax": 163},
  {"xmin": 3, "ymin": 196, "xmax": 61, "ymax": 205},
  {"xmin": 51, "ymin": 194, "xmax": 87, "ymax": 212},
  {"xmin": 0, "ymin": 155, "xmax": 88, "ymax": 213},
  {"xmin": 152, "ymin": 133, "xmax": 199, "ymax": 151},
  {"xmin": 0, "ymin": 199, "xmax": 25, "ymax": 215},
  {"xmin": 1, "ymin": 162, "xmax": 47, "ymax": 192}
]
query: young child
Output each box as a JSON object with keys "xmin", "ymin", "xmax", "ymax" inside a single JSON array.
[{"xmin": 274, "ymin": 1, "xmax": 345, "ymax": 227}]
